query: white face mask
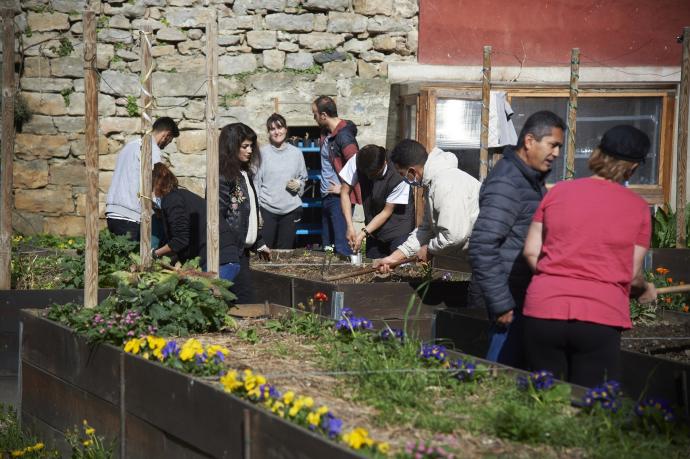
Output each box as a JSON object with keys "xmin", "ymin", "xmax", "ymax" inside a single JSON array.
[{"xmin": 402, "ymin": 171, "xmax": 423, "ymax": 187}]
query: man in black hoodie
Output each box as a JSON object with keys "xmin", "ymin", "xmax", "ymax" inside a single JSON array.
[
  {"xmin": 312, "ymin": 96, "xmax": 359, "ymax": 256},
  {"xmin": 468, "ymin": 110, "xmax": 565, "ymax": 368}
]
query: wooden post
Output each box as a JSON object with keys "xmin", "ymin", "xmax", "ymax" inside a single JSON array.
[
  {"xmin": 206, "ymin": 9, "xmax": 220, "ymax": 275},
  {"xmin": 676, "ymin": 27, "xmax": 689, "ymax": 248},
  {"xmin": 83, "ymin": 10, "xmax": 99, "ymax": 308},
  {"xmin": 0, "ymin": 9, "xmax": 16, "ymax": 289},
  {"xmin": 139, "ymin": 23, "xmax": 153, "ymax": 266},
  {"xmin": 479, "ymin": 46, "xmax": 491, "ymax": 182},
  {"xmin": 566, "ymin": 48, "xmax": 580, "ymax": 180}
]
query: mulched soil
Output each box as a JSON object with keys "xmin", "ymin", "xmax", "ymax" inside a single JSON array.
[
  {"xmin": 189, "ymin": 318, "xmax": 585, "ymax": 458},
  {"xmin": 623, "ymin": 314, "xmax": 690, "ymax": 364},
  {"xmin": 252, "ymin": 250, "xmax": 470, "ymax": 284}
]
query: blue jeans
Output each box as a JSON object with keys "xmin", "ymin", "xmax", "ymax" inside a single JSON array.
[
  {"xmin": 486, "ymin": 310, "xmax": 525, "ymax": 369},
  {"xmin": 219, "ymin": 262, "xmax": 241, "ymax": 281},
  {"xmin": 321, "ymin": 194, "xmax": 352, "ymax": 256}
]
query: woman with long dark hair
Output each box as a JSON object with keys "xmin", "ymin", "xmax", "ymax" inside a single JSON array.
[{"xmin": 218, "ymin": 122, "xmax": 270, "ymax": 303}]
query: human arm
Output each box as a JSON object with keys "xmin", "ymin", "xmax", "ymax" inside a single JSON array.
[
  {"xmin": 295, "ymin": 150, "xmax": 308, "ymax": 197},
  {"xmin": 523, "ymin": 221, "xmax": 543, "ymax": 273},
  {"xmin": 340, "ymin": 182, "xmax": 357, "ymax": 248},
  {"xmin": 157, "ymin": 192, "xmax": 190, "ymax": 257},
  {"xmin": 468, "ymin": 178, "xmax": 520, "ymax": 317},
  {"xmin": 354, "ymin": 203, "xmax": 396, "ymax": 251},
  {"xmin": 630, "ymin": 244, "xmax": 656, "ymax": 302}
]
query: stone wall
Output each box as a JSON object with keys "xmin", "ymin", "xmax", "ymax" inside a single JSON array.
[{"xmin": 3, "ymin": 0, "xmax": 418, "ymax": 235}]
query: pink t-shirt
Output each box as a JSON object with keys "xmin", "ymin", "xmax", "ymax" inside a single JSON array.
[{"xmin": 523, "ymin": 177, "xmax": 651, "ymax": 329}]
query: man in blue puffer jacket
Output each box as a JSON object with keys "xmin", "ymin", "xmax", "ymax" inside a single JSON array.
[{"xmin": 469, "ymin": 111, "xmax": 565, "ymax": 368}]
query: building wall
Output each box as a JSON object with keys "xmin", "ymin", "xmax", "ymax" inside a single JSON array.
[
  {"xmin": 4, "ymin": 0, "xmax": 418, "ymax": 235},
  {"xmin": 419, "ymin": 0, "xmax": 690, "ymax": 67}
]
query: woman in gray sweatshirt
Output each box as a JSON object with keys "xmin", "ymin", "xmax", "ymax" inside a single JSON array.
[{"xmin": 255, "ymin": 113, "xmax": 308, "ymax": 249}]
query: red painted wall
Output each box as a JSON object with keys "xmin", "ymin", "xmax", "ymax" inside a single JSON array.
[{"xmin": 419, "ymin": 0, "xmax": 690, "ymax": 67}]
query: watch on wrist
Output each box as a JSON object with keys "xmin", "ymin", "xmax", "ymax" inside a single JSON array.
[
  {"xmin": 361, "ymin": 227, "xmax": 371, "ymax": 237},
  {"xmin": 151, "ymin": 248, "xmax": 159, "ymax": 259}
]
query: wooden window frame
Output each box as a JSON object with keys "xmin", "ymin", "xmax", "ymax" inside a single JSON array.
[{"xmin": 404, "ymin": 85, "xmax": 676, "ymax": 205}]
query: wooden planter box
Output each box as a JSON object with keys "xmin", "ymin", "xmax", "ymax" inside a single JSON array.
[
  {"xmin": 20, "ymin": 308, "xmax": 364, "ymax": 459},
  {"xmin": 251, "ymin": 269, "xmax": 467, "ymax": 337},
  {"xmin": 434, "ymin": 308, "xmax": 690, "ymax": 417}
]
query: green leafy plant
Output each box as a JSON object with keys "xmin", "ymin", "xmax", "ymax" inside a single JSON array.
[
  {"xmin": 65, "ymin": 420, "xmax": 114, "ymax": 459},
  {"xmin": 237, "ymin": 327, "xmax": 260, "ymax": 344},
  {"xmin": 24, "ymin": 26, "xmax": 32, "ymax": 38},
  {"xmin": 0, "ymin": 404, "xmax": 58, "ymax": 458},
  {"xmin": 47, "ymin": 259, "xmax": 236, "ymax": 344},
  {"xmin": 652, "ymin": 203, "xmax": 690, "ymax": 248},
  {"xmin": 96, "ymin": 15, "xmax": 109, "ymax": 30},
  {"xmin": 13, "ymin": 95, "xmax": 32, "ymax": 130},
  {"xmin": 111, "ymin": 54, "xmax": 122, "ymax": 63},
  {"xmin": 60, "ymin": 87, "xmax": 74, "ymax": 106},
  {"xmin": 159, "ymin": 17, "xmax": 170, "ymax": 27},
  {"xmin": 50, "ymin": 36, "xmax": 74, "ymax": 57},
  {"xmin": 285, "ymin": 64, "xmax": 323, "ymax": 76},
  {"xmin": 125, "ymin": 95, "xmax": 139, "ymax": 117}
]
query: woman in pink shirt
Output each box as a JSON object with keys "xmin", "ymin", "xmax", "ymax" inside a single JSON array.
[{"xmin": 522, "ymin": 125, "xmax": 657, "ymax": 388}]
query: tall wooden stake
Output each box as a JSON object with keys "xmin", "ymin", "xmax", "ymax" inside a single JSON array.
[
  {"xmin": 0, "ymin": 9, "xmax": 16, "ymax": 289},
  {"xmin": 566, "ymin": 48, "xmax": 580, "ymax": 180},
  {"xmin": 677, "ymin": 27, "xmax": 689, "ymax": 248},
  {"xmin": 480, "ymin": 46, "xmax": 491, "ymax": 181},
  {"xmin": 83, "ymin": 10, "xmax": 99, "ymax": 307},
  {"xmin": 139, "ymin": 23, "xmax": 153, "ymax": 266},
  {"xmin": 206, "ymin": 9, "xmax": 219, "ymax": 276}
]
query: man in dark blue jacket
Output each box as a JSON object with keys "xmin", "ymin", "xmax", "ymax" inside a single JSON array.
[{"xmin": 468, "ymin": 111, "xmax": 565, "ymax": 368}]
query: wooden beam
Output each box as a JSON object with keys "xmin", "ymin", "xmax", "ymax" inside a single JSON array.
[
  {"xmin": 566, "ymin": 48, "xmax": 580, "ymax": 180},
  {"xmin": 677, "ymin": 27, "xmax": 689, "ymax": 248},
  {"xmin": 206, "ymin": 9, "xmax": 219, "ymax": 276},
  {"xmin": 479, "ymin": 46, "xmax": 491, "ymax": 181},
  {"xmin": 83, "ymin": 10, "xmax": 99, "ymax": 307},
  {"xmin": 139, "ymin": 23, "xmax": 153, "ymax": 266},
  {"xmin": 0, "ymin": 9, "xmax": 16, "ymax": 289}
]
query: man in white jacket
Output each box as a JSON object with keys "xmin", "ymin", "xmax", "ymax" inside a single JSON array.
[{"xmin": 374, "ymin": 139, "xmax": 480, "ymax": 270}]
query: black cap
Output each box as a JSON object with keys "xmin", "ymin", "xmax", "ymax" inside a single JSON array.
[{"xmin": 598, "ymin": 125, "xmax": 650, "ymax": 163}]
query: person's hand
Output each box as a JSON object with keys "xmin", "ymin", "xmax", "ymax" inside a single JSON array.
[
  {"xmin": 286, "ymin": 179, "xmax": 301, "ymax": 194},
  {"xmin": 326, "ymin": 180, "xmax": 341, "ymax": 195},
  {"xmin": 373, "ymin": 255, "xmax": 397, "ymax": 274},
  {"xmin": 417, "ymin": 244, "xmax": 432, "ymax": 263},
  {"xmin": 496, "ymin": 309, "xmax": 514, "ymax": 326},
  {"xmin": 637, "ymin": 281, "xmax": 657, "ymax": 304},
  {"xmin": 353, "ymin": 231, "xmax": 366, "ymax": 252},
  {"xmin": 256, "ymin": 245, "xmax": 271, "ymax": 261},
  {"xmin": 346, "ymin": 227, "xmax": 357, "ymax": 250}
]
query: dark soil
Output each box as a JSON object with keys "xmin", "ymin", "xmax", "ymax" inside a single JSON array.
[
  {"xmin": 622, "ymin": 314, "xmax": 690, "ymax": 364},
  {"xmin": 252, "ymin": 249, "xmax": 471, "ymax": 284}
]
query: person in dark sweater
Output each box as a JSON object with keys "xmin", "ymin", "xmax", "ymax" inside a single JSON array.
[
  {"xmin": 468, "ymin": 110, "xmax": 565, "ymax": 368},
  {"xmin": 151, "ymin": 163, "xmax": 204, "ymax": 265},
  {"xmin": 339, "ymin": 145, "xmax": 414, "ymax": 258},
  {"xmin": 218, "ymin": 122, "xmax": 270, "ymax": 303}
]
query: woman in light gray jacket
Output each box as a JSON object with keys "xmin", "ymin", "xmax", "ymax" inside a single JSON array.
[{"xmin": 255, "ymin": 113, "xmax": 308, "ymax": 249}]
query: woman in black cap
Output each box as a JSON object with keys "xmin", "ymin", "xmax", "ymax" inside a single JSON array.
[{"xmin": 521, "ymin": 125, "xmax": 657, "ymax": 388}]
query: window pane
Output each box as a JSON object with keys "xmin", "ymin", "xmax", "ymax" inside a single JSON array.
[
  {"xmin": 405, "ymin": 103, "xmax": 417, "ymax": 139},
  {"xmin": 509, "ymin": 96, "xmax": 662, "ymax": 185},
  {"xmin": 435, "ymin": 98, "xmax": 482, "ymax": 149},
  {"xmin": 574, "ymin": 97, "xmax": 662, "ymax": 185},
  {"xmin": 445, "ymin": 148, "xmax": 481, "ymax": 179}
]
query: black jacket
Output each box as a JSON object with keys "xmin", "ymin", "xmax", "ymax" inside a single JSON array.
[
  {"xmin": 219, "ymin": 172, "xmax": 265, "ymax": 263},
  {"xmin": 468, "ymin": 147, "xmax": 548, "ymax": 316},
  {"xmin": 321, "ymin": 120, "xmax": 361, "ymax": 204},
  {"xmin": 160, "ymin": 188, "xmax": 205, "ymax": 264}
]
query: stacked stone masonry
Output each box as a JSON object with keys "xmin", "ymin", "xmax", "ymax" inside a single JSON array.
[{"xmin": 2, "ymin": 0, "xmax": 419, "ymax": 235}]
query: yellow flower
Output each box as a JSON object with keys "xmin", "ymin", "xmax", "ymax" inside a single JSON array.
[
  {"xmin": 179, "ymin": 338, "xmax": 204, "ymax": 361},
  {"xmin": 10, "ymin": 450, "xmax": 24, "ymax": 457},
  {"xmin": 30, "ymin": 443, "xmax": 44, "ymax": 452},
  {"xmin": 147, "ymin": 336, "xmax": 167, "ymax": 360},
  {"xmin": 306, "ymin": 411, "xmax": 321, "ymax": 426},
  {"xmin": 377, "ymin": 442, "xmax": 390, "ymax": 454},
  {"xmin": 316, "ymin": 406, "xmax": 329, "ymax": 415},
  {"xmin": 282, "ymin": 391, "xmax": 295, "ymax": 405},
  {"xmin": 206, "ymin": 344, "xmax": 230, "ymax": 358},
  {"xmin": 124, "ymin": 338, "xmax": 142, "ymax": 354},
  {"xmin": 243, "ymin": 372, "xmax": 266, "ymax": 391},
  {"xmin": 300, "ymin": 396, "xmax": 314, "ymax": 409},
  {"xmin": 271, "ymin": 401, "xmax": 285, "ymax": 417},
  {"xmin": 83, "ymin": 440, "xmax": 93, "ymax": 447},
  {"xmin": 343, "ymin": 428, "xmax": 373, "ymax": 450},
  {"xmin": 85, "ymin": 427, "xmax": 95, "ymax": 435},
  {"xmin": 68, "ymin": 239, "xmax": 74, "ymax": 245},
  {"xmin": 220, "ymin": 371, "xmax": 243, "ymax": 392}
]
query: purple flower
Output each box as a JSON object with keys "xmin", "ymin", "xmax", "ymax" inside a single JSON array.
[
  {"xmin": 126, "ymin": 330, "xmax": 135, "ymax": 337},
  {"xmin": 320, "ymin": 413, "xmax": 342, "ymax": 439},
  {"xmin": 162, "ymin": 341, "xmax": 179, "ymax": 359},
  {"xmin": 517, "ymin": 370, "xmax": 555, "ymax": 391},
  {"xmin": 450, "ymin": 358, "xmax": 477, "ymax": 382},
  {"xmin": 334, "ymin": 315, "xmax": 373, "ymax": 333},
  {"xmin": 379, "ymin": 327, "xmax": 405, "ymax": 342},
  {"xmin": 213, "ymin": 350, "xmax": 226, "ymax": 363},
  {"xmin": 581, "ymin": 380, "xmax": 622, "ymax": 412},
  {"xmin": 634, "ymin": 398, "xmax": 675, "ymax": 422},
  {"xmin": 420, "ymin": 344, "xmax": 448, "ymax": 364},
  {"xmin": 340, "ymin": 307, "xmax": 354, "ymax": 318},
  {"xmin": 258, "ymin": 384, "xmax": 280, "ymax": 401}
]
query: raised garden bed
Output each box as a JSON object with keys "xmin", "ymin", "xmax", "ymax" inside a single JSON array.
[
  {"xmin": 434, "ymin": 308, "xmax": 690, "ymax": 417},
  {"xmin": 251, "ymin": 250, "xmax": 471, "ymax": 332},
  {"xmin": 20, "ymin": 303, "xmax": 690, "ymax": 458}
]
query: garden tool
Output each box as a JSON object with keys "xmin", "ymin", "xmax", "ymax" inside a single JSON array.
[
  {"xmin": 322, "ymin": 256, "xmax": 418, "ymax": 282},
  {"xmin": 656, "ymin": 284, "xmax": 690, "ymax": 295}
]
